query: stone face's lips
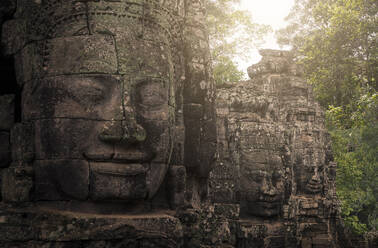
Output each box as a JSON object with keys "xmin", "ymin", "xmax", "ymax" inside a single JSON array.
[
  {"xmin": 83, "ymin": 153, "xmax": 114, "ymax": 161},
  {"xmin": 91, "ymin": 163, "xmax": 146, "ymax": 176},
  {"xmin": 257, "ymin": 201, "xmax": 280, "ymax": 209},
  {"xmin": 113, "ymin": 151, "xmax": 152, "ymax": 163},
  {"xmin": 258, "ymin": 195, "xmax": 282, "ymax": 203},
  {"xmin": 83, "ymin": 150, "xmax": 152, "ymax": 163}
]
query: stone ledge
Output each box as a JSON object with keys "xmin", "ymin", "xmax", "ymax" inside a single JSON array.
[{"xmin": 0, "ymin": 203, "xmax": 183, "ymax": 247}]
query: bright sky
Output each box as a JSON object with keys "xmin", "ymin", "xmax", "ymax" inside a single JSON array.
[{"xmin": 237, "ymin": 0, "xmax": 295, "ymax": 75}]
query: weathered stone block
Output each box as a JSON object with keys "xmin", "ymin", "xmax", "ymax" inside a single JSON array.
[
  {"xmin": 0, "ymin": 206, "xmax": 183, "ymax": 247},
  {"xmin": 301, "ymin": 238, "xmax": 312, "ymax": 248},
  {"xmin": 0, "ymin": 132, "xmax": 11, "ymax": 168},
  {"xmin": 0, "ymin": 169, "xmax": 2, "ymax": 201},
  {"xmin": 167, "ymin": 165, "xmax": 186, "ymax": 208},
  {"xmin": 14, "ymin": 42, "xmax": 45, "ymax": 87},
  {"xmin": 0, "ymin": 95, "xmax": 15, "ymax": 130},
  {"xmin": 10, "ymin": 123, "xmax": 34, "ymax": 162},
  {"xmin": 1, "ymin": 19, "xmax": 27, "ymax": 56},
  {"xmin": 14, "ymin": 0, "xmax": 88, "ymax": 40},
  {"xmin": 184, "ymin": 103, "xmax": 202, "ymax": 172},
  {"xmin": 34, "ymin": 160, "xmax": 89, "ymax": 200},
  {"xmin": 214, "ymin": 204, "xmax": 240, "ymax": 220},
  {"xmin": 1, "ymin": 166, "xmax": 33, "ymax": 202},
  {"xmin": 212, "ymin": 188, "xmax": 234, "ymax": 203}
]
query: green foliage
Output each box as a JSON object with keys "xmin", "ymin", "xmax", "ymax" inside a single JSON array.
[
  {"xmin": 213, "ymin": 56, "xmax": 245, "ymax": 84},
  {"xmin": 327, "ymin": 96, "xmax": 378, "ymax": 233},
  {"xmin": 279, "ymin": 0, "xmax": 378, "ymax": 234},
  {"xmin": 206, "ymin": 0, "xmax": 271, "ymax": 83}
]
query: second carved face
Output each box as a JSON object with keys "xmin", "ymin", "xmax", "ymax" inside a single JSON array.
[
  {"xmin": 240, "ymin": 150, "xmax": 285, "ymax": 217},
  {"xmin": 294, "ymin": 148, "xmax": 324, "ymax": 195}
]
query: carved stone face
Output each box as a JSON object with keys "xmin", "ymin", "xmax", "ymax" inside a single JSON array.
[
  {"xmin": 19, "ymin": 7, "xmax": 176, "ymax": 202},
  {"xmin": 295, "ymin": 148, "xmax": 324, "ymax": 195},
  {"xmin": 240, "ymin": 151, "xmax": 285, "ymax": 217}
]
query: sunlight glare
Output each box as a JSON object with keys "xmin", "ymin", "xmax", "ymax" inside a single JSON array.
[{"xmin": 237, "ymin": 0, "xmax": 295, "ymax": 74}]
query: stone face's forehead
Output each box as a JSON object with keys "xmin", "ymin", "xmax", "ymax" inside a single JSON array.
[
  {"xmin": 14, "ymin": 0, "xmax": 180, "ymax": 40},
  {"xmin": 44, "ymin": 35, "xmax": 118, "ymax": 76},
  {"xmin": 241, "ymin": 161, "xmax": 284, "ymax": 172},
  {"xmin": 41, "ymin": 34, "xmax": 172, "ymax": 77}
]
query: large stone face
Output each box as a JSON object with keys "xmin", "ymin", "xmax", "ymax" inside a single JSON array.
[
  {"xmin": 0, "ymin": 0, "xmax": 216, "ymax": 246},
  {"xmin": 2, "ymin": 0, "xmax": 183, "ymax": 204}
]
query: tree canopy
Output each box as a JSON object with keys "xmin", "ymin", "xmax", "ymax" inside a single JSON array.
[{"xmin": 206, "ymin": 0, "xmax": 271, "ymax": 84}]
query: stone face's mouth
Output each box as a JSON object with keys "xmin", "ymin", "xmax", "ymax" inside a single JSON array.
[
  {"xmin": 246, "ymin": 201, "xmax": 280, "ymax": 217},
  {"xmin": 83, "ymin": 150, "xmax": 152, "ymax": 163},
  {"xmin": 258, "ymin": 195, "xmax": 282, "ymax": 203},
  {"xmin": 306, "ymin": 182, "xmax": 322, "ymax": 192},
  {"xmin": 90, "ymin": 162, "xmax": 146, "ymax": 176},
  {"xmin": 257, "ymin": 201, "xmax": 280, "ymax": 209},
  {"xmin": 247, "ymin": 197, "xmax": 281, "ymax": 210},
  {"xmin": 89, "ymin": 162, "xmax": 148, "ymax": 201}
]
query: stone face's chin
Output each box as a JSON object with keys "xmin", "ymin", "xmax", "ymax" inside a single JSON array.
[
  {"xmin": 89, "ymin": 162, "xmax": 148, "ymax": 201},
  {"xmin": 84, "ymin": 150, "xmax": 169, "ymax": 201}
]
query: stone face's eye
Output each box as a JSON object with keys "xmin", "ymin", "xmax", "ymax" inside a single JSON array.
[
  {"xmin": 250, "ymin": 171, "xmax": 264, "ymax": 183},
  {"xmin": 68, "ymin": 79, "xmax": 107, "ymax": 106},
  {"xmin": 79, "ymin": 87, "xmax": 105, "ymax": 103},
  {"xmin": 136, "ymin": 80, "xmax": 166, "ymax": 108}
]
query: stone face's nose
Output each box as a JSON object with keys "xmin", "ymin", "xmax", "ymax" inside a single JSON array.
[
  {"xmin": 98, "ymin": 108, "xmax": 146, "ymax": 145},
  {"xmin": 120, "ymin": 120, "xmax": 147, "ymax": 144},
  {"xmin": 310, "ymin": 167, "xmax": 321, "ymax": 183},
  {"xmin": 261, "ymin": 177, "xmax": 278, "ymax": 196}
]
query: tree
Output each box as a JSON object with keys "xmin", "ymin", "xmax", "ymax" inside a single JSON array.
[
  {"xmin": 277, "ymin": 0, "xmax": 377, "ymax": 234},
  {"xmin": 206, "ymin": 0, "xmax": 271, "ymax": 84}
]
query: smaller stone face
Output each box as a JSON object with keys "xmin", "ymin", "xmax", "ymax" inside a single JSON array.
[
  {"xmin": 294, "ymin": 147, "xmax": 324, "ymax": 195},
  {"xmin": 240, "ymin": 151, "xmax": 285, "ymax": 217}
]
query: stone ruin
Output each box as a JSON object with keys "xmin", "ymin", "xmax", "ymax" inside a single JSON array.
[
  {"xmin": 211, "ymin": 49, "xmax": 350, "ymax": 248},
  {"xmin": 0, "ymin": 0, "xmax": 368, "ymax": 247}
]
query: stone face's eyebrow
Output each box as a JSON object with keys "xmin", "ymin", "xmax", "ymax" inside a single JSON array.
[{"xmin": 132, "ymin": 76, "xmax": 168, "ymax": 86}]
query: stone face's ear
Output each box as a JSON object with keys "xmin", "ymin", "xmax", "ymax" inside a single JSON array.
[{"xmin": 2, "ymin": 166, "xmax": 33, "ymax": 203}]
